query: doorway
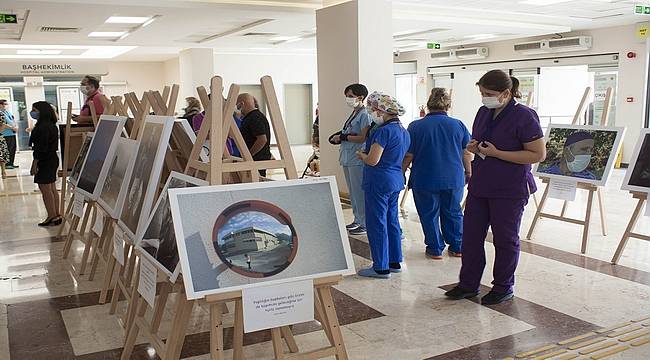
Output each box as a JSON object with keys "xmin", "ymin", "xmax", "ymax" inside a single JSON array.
[{"xmin": 283, "ymin": 84, "xmax": 313, "ymax": 145}]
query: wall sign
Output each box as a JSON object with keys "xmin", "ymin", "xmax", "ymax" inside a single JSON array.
[{"xmin": 0, "ymin": 62, "xmax": 109, "ymax": 76}]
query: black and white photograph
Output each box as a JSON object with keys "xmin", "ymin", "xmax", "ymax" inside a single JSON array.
[
  {"xmin": 97, "ymin": 138, "xmax": 138, "ymax": 219},
  {"xmin": 168, "ymin": 177, "xmax": 355, "ymax": 299},
  {"xmin": 137, "ymin": 172, "xmax": 207, "ymax": 280},
  {"xmin": 76, "ymin": 116, "xmax": 126, "ymax": 198},
  {"xmin": 68, "ymin": 133, "xmax": 93, "ymax": 185},
  {"xmin": 622, "ymin": 129, "xmax": 650, "ymax": 192},
  {"xmin": 118, "ymin": 115, "xmax": 174, "ymax": 240}
]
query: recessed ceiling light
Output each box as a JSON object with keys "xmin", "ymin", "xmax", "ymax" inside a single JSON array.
[
  {"xmin": 16, "ymin": 49, "xmax": 62, "ymax": 55},
  {"xmin": 269, "ymin": 36, "xmax": 294, "ymax": 41},
  {"xmin": 519, "ymin": 0, "xmax": 572, "ymax": 5},
  {"xmin": 88, "ymin": 31, "xmax": 127, "ymax": 38},
  {"xmin": 105, "ymin": 16, "xmax": 151, "ymax": 24},
  {"xmin": 141, "ymin": 17, "xmax": 157, "ymax": 27}
]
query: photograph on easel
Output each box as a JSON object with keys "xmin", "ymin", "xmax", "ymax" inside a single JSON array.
[
  {"xmin": 68, "ymin": 133, "xmax": 93, "ymax": 185},
  {"xmin": 97, "ymin": 137, "xmax": 138, "ymax": 219},
  {"xmin": 622, "ymin": 129, "xmax": 650, "ymax": 192},
  {"xmin": 118, "ymin": 115, "xmax": 174, "ymax": 240},
  {"xmin": 137, "ymin": 171, "xmax": 207, "ymax": 281},
  {"xmin": 534, "ymin": 124, "xmax": 625, "ymax": 186},
  {"xmin": 76, "ymin": 115, "xmax": 126, "ymax": 198},
  {"xmin": 168, "ymin": 177, "xmax": 355, "ymax": 300}
]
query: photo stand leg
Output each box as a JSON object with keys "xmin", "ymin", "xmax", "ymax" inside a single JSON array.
[
  {"xmin": 99, "ymin": 219, "xmax": 118, "ymax": 304},
  {"xmin": 580, "ymin": 187, "xmax": 595, "ymax": 254},
  {"xmin": 526, "ymin": 181, "xmax": 551, "ymax": 240},
  {"xmin": 57, "ymin": 189, "xmax": 75, "ymax": 238},
  {"xmin": 124, "ymin": 259, "xmax": 141, "ymax": 331},
  {"xmin": 399, "ymin": 188, "xmax": 409, "ymax": 210},
  {"xmin": 63, "ymin": 199, "xmax": 94, "ymax": 260},
  {"xmin": 611, "ymin": 193, "xmax": 648, "ymax": 264},
  {"xmin": 88, "ymin": 216, "xmax": 113, "ymax": 281},
  {"xmin": 597, "ymin": 187, "xmax": 607, "ymax": 236},
  {"xmin": 109, "ymin": 243, "xmax": 134, "ymax": 315},
  {"xmin": 78, "ymin": 203, "xmax": 98, "ymax": 276}
]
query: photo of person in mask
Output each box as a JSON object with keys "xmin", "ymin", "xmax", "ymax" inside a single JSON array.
[{"xmin": 540, "ymin": 131, "xmax": 596, "ymax": 180}]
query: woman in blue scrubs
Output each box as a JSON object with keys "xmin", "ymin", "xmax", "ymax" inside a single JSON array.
[
  {"xmin": 332, "ymin": 84, "xmax": 373, "ymax": 236},
  {"xmin": 403, "ymin": 88, "xmax": 471, "ymax": 260},
  {"xmin": 356, "ymin": 92, "xmax": 410, "ymax": 279},
  {"xmin": 445, "ymin": 70, "xmax": 546, "ymax": 305}
]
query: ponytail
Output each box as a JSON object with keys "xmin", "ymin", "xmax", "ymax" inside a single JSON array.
[{"xmin": 510, "ymin": 76, "xmax": 522, "ymax": 99}]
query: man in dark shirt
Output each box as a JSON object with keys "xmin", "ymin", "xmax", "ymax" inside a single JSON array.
[{"xmin": 236, "ymin": 93, "xmax": 272, "ymax": 176}]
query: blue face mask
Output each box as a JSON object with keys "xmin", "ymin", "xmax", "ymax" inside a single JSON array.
[{"xmin": 30, "ymin": 111, "xmax": 39, "ymax": 120}]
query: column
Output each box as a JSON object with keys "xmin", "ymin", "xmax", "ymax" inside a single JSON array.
[
  {"xmin": 179, "ymin": 48, "xmax": 215, "ymax": 101},
  {"xmin": 316, "ymin": 0, "xmax": 394, "ymax": 193}
]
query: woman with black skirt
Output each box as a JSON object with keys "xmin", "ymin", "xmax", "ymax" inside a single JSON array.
[{"xmin": 29, "ymin": 101, "xmax": 62, "ymax": 226}]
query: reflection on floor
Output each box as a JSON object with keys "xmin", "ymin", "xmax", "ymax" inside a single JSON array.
[{"xmin": 2, "ymin": 151, "xmax": 650, "ymax": 359}]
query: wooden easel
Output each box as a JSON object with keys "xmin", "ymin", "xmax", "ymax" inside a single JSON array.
[
  {"xmin": 611, "ymin": 192, "xmax": 650, "ymax": 264},
  {"xmin": 526, "ymin": 87, "xmax": 613, "ymax": 254},
  {"xmin": 121, "ymin": 76, "xmax": 348, "ymax": 360}
]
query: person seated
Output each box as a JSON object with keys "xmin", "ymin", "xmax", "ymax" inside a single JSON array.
[
  {"xmin": 540, "ymin": 131, "xmax": 596, "ymax": 180},
  {"xmin": 73, "ymin": 75, "xmax": 104, "ymax": 124}
]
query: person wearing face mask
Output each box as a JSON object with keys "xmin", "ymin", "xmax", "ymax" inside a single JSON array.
[
  {"xmin": 29, "ymin": 101, "xmax": 62, "ymax": 226},
  {"xmin": 540, "ymin": 132, "xmax": 596, "ymax": 179},
  {"xmin": 445, "ymin": 70, "xmax": 546, "ymax": 305},
  {"xmin": 331, "ymin": 84, "xmax": 372, "ymax": 236},
  {"xmin": 72, "ymin": 75, "xmax": 104, "ymax": 125},
  {"xmin": 237, "ymin": 93, "xmax": 272, "ymax": 175},
  {"xmin": 356, "ymin": 92, "xmax": 410, "ymax": 279}
]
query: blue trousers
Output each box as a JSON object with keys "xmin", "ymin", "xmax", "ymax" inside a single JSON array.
[
  {"xmin": 412, "ymin": 187, "xmax": 464, "ymax": 255},
  {"xmin": 365, "ymin": 189, "xmax": 402, "ymax": 271},
  {"xmin": 459, "ymin": 194, "xmax": 527, "ymax": 294},
  {"xmin": 343, "ymin": 165, "xmax": 365, "ymax": 226}
]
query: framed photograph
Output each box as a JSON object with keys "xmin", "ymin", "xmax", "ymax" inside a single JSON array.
[
  {"xmin": 136, "ymin": 172, "xmax": 207, "ymax": 281},
  {"xmin": 76, "ymin": 116, "xmax": 126, "ymax": 199},
  {"xmin": 118, "ymin": 115, "xmax": 174, "ymax": 241},
  {"xmin": 68, "ymin": 132, "xmax": 93, "ymax": 185},
  {"xmin": 622, "ymin": 129, "xmax": 650, "ymax": 192},
  {"xmin": 168, "ymin": 177, "xmax": 355, "ymax": 300},
  {"xmin": 97, "ymin": 137, "xmax": 138, "ymax": 219},
  {"xmin": 534, "ymin": 124, "xmax": 625, "ymax": 187}
]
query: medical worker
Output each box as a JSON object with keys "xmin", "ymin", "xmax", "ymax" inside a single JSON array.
[
  {"xmin": 403, "ymin": 88, "xmax": 471, "ymax": 260},
  {"xmin": 445, "ymin": 70, "xmax": 546, "ymax": 305},
  {"xmin": 331, "ymin": 84, "xmax": 373, "ymax": 236},
  {"xmin": 356, "ymin": 92, "xmax": 410, "ymax": 279}
]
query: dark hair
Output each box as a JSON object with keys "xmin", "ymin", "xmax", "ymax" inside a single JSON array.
[
  {"xmin": 83, "ymin": 75, "xmax": 100, "ymax": 89},
  {"xmin": 476, "ymin": 70, "xmax": 521, "ymax": 99},
  {"xmin": 344, "ymin": 83, "xmax": 369, "ymax": 101},
  {"xmin": 427, "ymin": 88, "xmax": 451, "ymax": 112},
  {"xmin": 32, "ymin": 101, "xmax": 58, "ymax": 124},
  {"xmin": 0, "ymin": 99, "xmax": 6, "ymax": 105}
]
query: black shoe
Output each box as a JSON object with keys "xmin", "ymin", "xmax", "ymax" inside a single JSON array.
[
  {"xmin": 481, "ymin": 291, "xmax": 514, "ymax": 305},
  {"xmin": 444, "ymin": 286, "xmax": 479, "ymax": 300},
  {"xmin": 38, "ymin": 217, "xmax": 55, "ymax": 226},
  {"xmin": 49, "ymin": 217, "xmax": 63, "ymax": 226}
]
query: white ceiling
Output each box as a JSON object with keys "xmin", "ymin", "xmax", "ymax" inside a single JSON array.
[{"xmin": 0, "ymin": 0, "xmax": 644, "ymax": 61}]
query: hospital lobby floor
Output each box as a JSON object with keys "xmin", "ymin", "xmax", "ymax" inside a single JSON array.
[{"xmin": 1, "ymin": 152, "xmax": 650, "ymax": 359}]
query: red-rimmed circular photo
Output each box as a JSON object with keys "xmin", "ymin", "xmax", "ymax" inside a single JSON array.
[{"xmin": 212, "ymin": 200, "xmax": 298, "ymax": 278}]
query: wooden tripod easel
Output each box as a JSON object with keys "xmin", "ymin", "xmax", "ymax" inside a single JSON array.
[
  {"xmin": 526, "ymin": 87, "xmax": 613, "ymax": 254},
  {"xmin": 611, "ymin": 192, "xmax": 649, "ymax": 264},
  {"xmin": 121, "ymin": 76, "xmax": 348, "ymax": 360}
]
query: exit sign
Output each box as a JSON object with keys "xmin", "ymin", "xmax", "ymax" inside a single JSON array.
[
  {"xmin": 0, "ymin": 14, "xmax": 17, "ymax": 24},
  {"xmin": 635, "ymin": 4, "xmax": 650, "ymax": 15},
  {"xmin": 427, "ymin": 43, "xmax": 441, "ymax": 50}
]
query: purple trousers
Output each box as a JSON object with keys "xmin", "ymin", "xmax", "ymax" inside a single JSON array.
[{"xmin": 459, "ymin": 194, "xmax": 528, "ymax": 294}]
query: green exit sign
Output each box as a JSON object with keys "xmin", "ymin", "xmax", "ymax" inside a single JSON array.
[
  {"xmin": 427, "ymin": 43, "xmax": 441, "ymax": 50},
  {"xmin": 0, "ymin": 14, "xmax": 17, "ymax": 24},
  {"xmin": 635, "ymin": 4, "xmax": 650, "ymax": 15}
]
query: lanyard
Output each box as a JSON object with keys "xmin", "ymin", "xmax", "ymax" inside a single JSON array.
[{"xmin": 342, "ymin": 107, "xmax": 362, "ymax": 131}]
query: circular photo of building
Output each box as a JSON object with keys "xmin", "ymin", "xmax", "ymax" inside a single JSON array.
[{"xmin": 212, "ymin": 200, "xmax": 298, "ymax": 278}]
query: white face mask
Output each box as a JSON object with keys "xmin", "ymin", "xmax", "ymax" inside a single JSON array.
[
  {"xmin": 482, "ymin": 96, "xmax": 502, "ymax": 109},
  {"xmin": 345, "ymin": 97, "xmax": 359, "ymax": 108},
  {"xmin": 80, "ymin": 86, "xmax": 89, "ymax": 96},
  {"xmin": 566, "ymin": 148, "xmax": 591, "ymax": 173},
  {"xmin": 370, "ymin": 110, "xmax": 384, "ymax": 125}
]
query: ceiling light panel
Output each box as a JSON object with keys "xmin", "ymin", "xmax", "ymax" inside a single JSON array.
[
  {"xmin": 0, "ymin": 44, "xmax": 136, "ymax": 59},
  {"xmin": 88, "ymin": 31, "xmax": 127, "ymax": 37},
  {"xmin": 16, "ymin": 49, "xmax": 62, "ymax": 55},
  {"xmin": 105, "ymin": 16, "xmax": 151, "ymax": 24}
]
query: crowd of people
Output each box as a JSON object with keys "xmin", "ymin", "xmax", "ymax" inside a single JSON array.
[{"xmin": 337, "ymin": 69, "xmax": 546, "ymax": 306}]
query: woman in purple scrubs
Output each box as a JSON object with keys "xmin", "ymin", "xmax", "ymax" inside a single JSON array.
[{"xmin": 445, "ymin": 70, "xmax": 546, "ymax": 305}]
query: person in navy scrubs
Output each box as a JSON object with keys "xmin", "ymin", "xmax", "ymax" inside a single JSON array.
[
  {"xmin": 402, "ymin": 88, "xmax": 471, "ymax": 260},
  {"xmin": 445, "ymin": 70, "xmax": 546, "ymax": 305},
  {"xmin": 356, "ymin": 92, "xmax": 410, "ymax": 279}
]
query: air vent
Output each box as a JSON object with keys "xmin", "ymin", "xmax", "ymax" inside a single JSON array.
[
  {"xmin": 39, "ymin": 26, "xmax": 81, "ymax": 33},
  {"xmin": 514, "ymin": 42, "xmax": 543, "ymax": 51},
  {"xmin": 242, "ymin": 32, "xmax": 278, "ymax": 37},
  {"xmin": 430, "ymin": 51, "xmax": 453, "ymax": 60},
  {"xmin": 549, "ymin": 38, "xmax": 581, "ymax": 48}
]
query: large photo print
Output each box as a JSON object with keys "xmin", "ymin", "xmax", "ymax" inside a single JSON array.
[
  {"xmin": 622, "ymin": 129, "xmax": 650, "ymax": 192},
  {"xmin": 118, "ymin": 116, "xmax": 174, "ymax": 240},
  {"xmin": 98, "ymin": 138, "xmax": 138, "ymax": 219},
  {"xmin": 534, "ymin": 124, "xmax": 625, "ymax": 187},
  {"xmin": 169, "ymin": 177, "xmax": 355, "ymax": 299},
  {"xmin": 69, "ymin": 133, "xmax": 93, "ymax": 185}
]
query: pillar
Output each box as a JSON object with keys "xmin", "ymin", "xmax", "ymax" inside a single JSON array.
[
  {"xmin": 316, "ymin": 0, "xmax": 394, "ymax": 194},
  {"xmin": 179, "ymin": 48, "xmax": 214, "ymax": 102}
]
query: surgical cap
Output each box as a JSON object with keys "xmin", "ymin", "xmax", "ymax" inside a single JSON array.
[
  {"xmin": 366, "ymin": 91, "xmax": 406, "ymax": 116},
  {"xmin": 564, "ymin": 131, "xmax": 593, "ymax": 147}
]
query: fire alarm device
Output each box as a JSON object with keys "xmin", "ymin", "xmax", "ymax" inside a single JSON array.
[
  {"xmin": 627, "ymin": 97, "xmax": 634, "ymax": 103},
  {"xmin": 627, "ymin": 52, "xmax": 637, "ymax": 59}
]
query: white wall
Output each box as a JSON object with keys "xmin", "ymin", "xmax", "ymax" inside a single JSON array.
[
  {"xmin": 103, "ymin": 62, "xmax": 165, "ymax": 100},
  {"xmin": 396, "ymin": 24, "xmax": 649, "ymax": 163},
  {"xmin": 163, "ymin": 57, "xmax": 182, "ymax": 112}
]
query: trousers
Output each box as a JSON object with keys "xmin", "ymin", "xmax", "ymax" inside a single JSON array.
[
  {"xmin": 365, "ymin": 189, "xmax": 402, "ymax": 271},
  {"xmin": 459, "ymin": 194, "xmax": 527, "ymax": 294},
  {"xmin": 3, "ymin": 135, "xmax": 16, "ymax": 166},
  {"xmin": 343, "ymin": 165, "xmax": 365, "ymax": 226},
  {"xmin": 412, "ymin": 187, "xmax": 464, "ymax": 255}
]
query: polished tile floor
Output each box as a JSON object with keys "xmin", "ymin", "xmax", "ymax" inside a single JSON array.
[{"xmin": 2, "ymin": 151, "xmax": 650, "ymax": 359}]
